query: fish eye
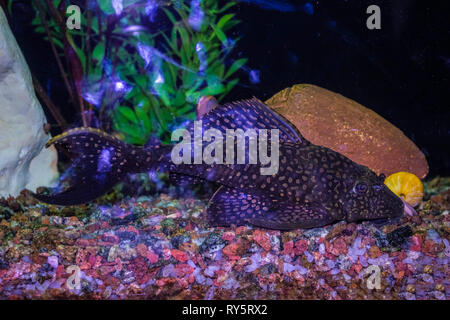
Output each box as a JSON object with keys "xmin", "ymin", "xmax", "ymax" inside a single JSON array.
[{"xmin": 354, "ymin": 182, "xmax": 368, "ymax": 194}]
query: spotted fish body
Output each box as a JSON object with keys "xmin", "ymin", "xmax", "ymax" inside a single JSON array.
[{"xmin": 34, "ymin": 98, "xmax": 404, "ymax": 230}]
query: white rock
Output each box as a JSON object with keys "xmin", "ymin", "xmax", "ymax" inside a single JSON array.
[{"xmin": 0, "ymin": 8, "xmax": 58, "ymax": 197}]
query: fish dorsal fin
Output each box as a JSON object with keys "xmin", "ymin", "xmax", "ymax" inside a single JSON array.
[{"xmin": 195, "ymin": 97, "xmax": 308, "ymax": 145}]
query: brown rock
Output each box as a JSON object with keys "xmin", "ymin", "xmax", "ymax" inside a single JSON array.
[{"xmin": 265, "ymin": 84, "xmax": 428, "ymax": 178}]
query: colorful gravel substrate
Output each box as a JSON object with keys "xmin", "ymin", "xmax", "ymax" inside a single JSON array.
[{"xmin": 0, "ymin": 179, "xmax": 448, "ymax": 299}]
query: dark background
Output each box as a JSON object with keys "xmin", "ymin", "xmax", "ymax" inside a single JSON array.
[{"xmin": 4, "ymin": 0, "xmax": 450, "ymax": 177}]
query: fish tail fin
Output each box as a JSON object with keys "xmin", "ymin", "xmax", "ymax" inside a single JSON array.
[{"xmin": 32, "ymin": 127, "xmax": 157, "ymax": 206}]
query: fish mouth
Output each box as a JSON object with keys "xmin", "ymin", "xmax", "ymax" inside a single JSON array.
[
  {"xmin": 389, "ymin": 194, "xmax": 416, "ymax": 218},
  {"xmin": 372, "ymin": 198, "xmax": 415, "ymax": 227}
]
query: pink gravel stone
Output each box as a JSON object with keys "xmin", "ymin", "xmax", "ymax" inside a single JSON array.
[
  {"xmin": 146, "ymin": 250, "xmax": 159, "ymax": 263},
  {"xmin": 294, "ymin": 240, "xmax": 308, "ymax": 255},
  {"xmin": 253, "ymin": 230, "xmax": 271, "ymax": 251},
  {"xmin": 222, "ymin": 231, "xmax": 235, "ymax": 241},
  {"xmin": 171, "ymin": 249, "xmax": 188, "ymax": 263},
  {"xmin": 282, "ymin": 240, "xmax": 294, "ymax": 256},
  {"xmin": 410, "ymin": 235, "xmax": 423, "ymax": 251}
]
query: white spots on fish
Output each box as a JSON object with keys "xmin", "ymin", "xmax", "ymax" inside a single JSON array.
[
  {"xmin": 97, "ymin": 148, "xmax": 112, "ymax": 173},
  {"xmin": 206, "ymin": 168, "xmax": 216, "ymax": 180}
]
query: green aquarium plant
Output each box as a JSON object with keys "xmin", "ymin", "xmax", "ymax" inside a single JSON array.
[{"xmin": 8, "ymin": 0, "xmax": 246, "ymax": 144}]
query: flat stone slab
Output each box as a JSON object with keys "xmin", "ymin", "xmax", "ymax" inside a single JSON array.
[{"xmin": 266, "ymin": 84, "xmax": 429, "ymax": 179}]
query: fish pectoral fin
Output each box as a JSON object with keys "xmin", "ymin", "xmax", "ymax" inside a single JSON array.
[
  {"xmin": 206, "ymin": 186, "xmax": 271, "ymax": 227},
  {"xmin": 206, "ymin": 186, "xmax": 334, "ymax": 230},
  {"xmin": 248, "ymin": 202, "xmax": 335, "ymax": 230}
]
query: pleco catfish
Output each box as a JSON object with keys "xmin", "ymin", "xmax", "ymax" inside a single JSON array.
[{"xmin": 32, "ymin": 98, "xmax": 404, "ymax": 230}]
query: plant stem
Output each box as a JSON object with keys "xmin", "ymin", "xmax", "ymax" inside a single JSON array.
[
  {"xmin": 97, "ymin": 6, "xmax": 103, "ymax": 39},
  {"xmin": 85, "ymin": 0, "xmax": 92, "ymax": 73},
  {"xmin": 44, "ymin": 0, "xmax": 65, "ymax": 29},
  {"xmin": 33, "ymin": 0, "xmax": 76, "ymax": 107},
  {"xmin": 78, "ymin": 88, "xmax": 87, "ymax": 127},
  {"xmin": 32, "ymin": 74, "xmax": 68, "ymax": 130},
  {"xmin": 85, "ymin": 1, "xmax": 93, "ymax": 127},
  {"xmin": 42, "ymin": 0, "xmax": 87, "ymax": 126},
  {"xmin": 137, "ymin": 83, "xmax": 164, "ymax": 128}
]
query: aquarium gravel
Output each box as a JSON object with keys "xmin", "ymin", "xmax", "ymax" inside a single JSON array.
[{"xmin": 0, "ymin": 179, "xmax": 448, "ymax": 300}]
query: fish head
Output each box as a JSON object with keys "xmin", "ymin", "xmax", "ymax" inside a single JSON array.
[{"xmin": 341, "ymin": 166, "xmax": 404, "ymax": 223}]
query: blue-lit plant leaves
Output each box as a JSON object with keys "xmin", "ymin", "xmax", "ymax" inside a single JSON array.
[
  {"xmin": 98, "ymin": 0, "xmax": 115, "ymax": 15},
  {"xmin": 217, "ymin": 14, "xmax": 234, "ymax": 29},
  {"xmin": 112, "ymin": 0, "xmax": 124, "ymax": 15},
  {"xmin": 215, "ymin": 2, "xmax": 236, "ymax": 14},
  {"xmin": 249, "ymin": 69, "xmax": 261, "ymax": 84},
  {"xmin": 92, "ymin": 43, "xmax": 106, "ymax": 64},
  {"xmin": 117, "ymin": 106, "xmax": 138, "ymax": 123},
  {"xmin": 188, "ymin": 0, "xmax": 204, "ymax": 31},
  {"xmin": 210, "ymin": 24, "xmax": 227, "ymax": 43},
  {"xmin": 137, "ymin": 43, "xmax": 152, "ymax": 67},
  {"xmin": 133, "ymin": 74, "xmax": 149, "ymax": 89},
  {"xmin": 226, "ymin": 78, "xmax": 239, "ymax": 91},
  {"xmin": 81, "ymin": 74, "xmax": 106, "ymax": 107},
  {"xmin": 29, "ymin": 0, "xmax": 246, "ymax": 145},
  {"xmin": 135, "ymin": 100, "xmax": 152, "ymax": 133},
  {"xmin": 98, "ymin": 0, "xmax": 141, "ymax": 15},
  {"xmin": 113, "ymin": 105, "xmax": 150, "ymax": 145},
  {"xmin": 225, "ymin": 58, "xmax": 247, "ymax": 78}
]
